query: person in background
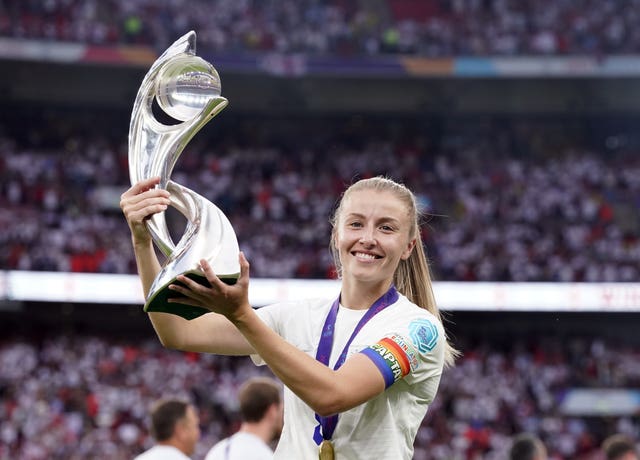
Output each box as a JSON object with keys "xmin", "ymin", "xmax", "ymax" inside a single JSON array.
[
  {"xmin": 134, "ymin": 398, "xmax": 200, "ymax": 460},
  {"xmin": 602, "ymin": 434, "xmax": 639, "ymax": 460},
  {"xmin": 509, "ymin": 433, "xmax": 548, "ymax": 460},
  {"xmin": 205, "ymin": 377, "xmax": 283, "ymax": 460},
  {"xmin": 122, "ymin": 175, "xmax": 458, "ymax": 459}
]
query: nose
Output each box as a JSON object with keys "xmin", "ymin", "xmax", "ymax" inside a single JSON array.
[{"xmin": 359, "ymin": 226, "xmax": 376, "ymax": 246}]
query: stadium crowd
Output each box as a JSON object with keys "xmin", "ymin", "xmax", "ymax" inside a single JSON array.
[
  {"xmin": 0, "ymin": 116, "xmax": 638, "ymax": 282},
  {"xmin": 1, "ymin": 0, "xmax": 640, "ymax": 57},
  {"xmin": 0, "ymin": 333, "xmax": 638, "ymax": 459}
]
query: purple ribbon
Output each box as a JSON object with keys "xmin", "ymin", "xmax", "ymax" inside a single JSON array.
[{"xmin": 313, "ymin": 285, "xmax": 399, "ymax": 445}]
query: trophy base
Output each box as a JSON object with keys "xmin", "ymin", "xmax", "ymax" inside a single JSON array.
[{"xmin": 144, "ymin": 272, "xmax": 238, "ymax": 320}]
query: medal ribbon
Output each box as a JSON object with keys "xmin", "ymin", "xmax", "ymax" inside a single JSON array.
[{"xmin": 312, "ymin": 285, "xmax": 399, "ymax": 445}]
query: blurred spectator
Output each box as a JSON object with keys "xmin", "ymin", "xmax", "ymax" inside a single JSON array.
[
  {"xmin": 0, "ymin": 335, "xmax": 275, "ymax": 460},
  {"xmin": 1, "ymin": 0, "xmax": 640, "ymax": 57},
  {"xmin": 135, "ymin": 398, "xmax": 200, "ymax": 460},
  {"xmin": 2, "ymin": 333, "xmax": 640, "ymax": 459},
  {"xmin": 602, "ymin": 434, "xmax": 639, "ymax": 460},
  {"xmin": 510, "ymin": 433, "xmax": 548, "ymax": 460},
  {"xmin": 0, "ymin": 115, "xmax": 639, "ymax": 283},
  {"xmin": 204, "ymin": 377, "xmax": 282, "ymax": 460}
]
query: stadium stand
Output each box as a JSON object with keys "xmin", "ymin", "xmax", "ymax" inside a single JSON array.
[
  {"xmin": 1, "ymin": 114, "xmax": 638, "ymax": 282},
  {"xmin": 1, "ymin": 0, "xmax": 640, "ymax": 56},
  {"xmin": 1, "ymin": 327, "xmax": 640, "ymax": 459}
]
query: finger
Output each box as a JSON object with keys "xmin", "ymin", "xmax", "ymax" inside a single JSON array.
[
  {"xmin": 238, "ymin": 252, "xmax": 250, "ymax": 282},
  {"xmin": 125, "ymin": 195, "xmax": 171, "ymax": 212},
  {"xmin": 199, "ymin": 259, "xmax": 227, "ymax": 290},
  {"xmin": 124, "ymin": 200, "xmax": 169, "ymax": 223},
  {"xmin": 120, "ymin": 183, "xmax": 170, "ymax": 214},
  {"xmin": 122, "ymin": 189, "xmax": 170, "ymax": 211},
  {"xmin": 125, "ymin": 188, "xmax": 171, "ymax": 209},
  {"xmin": 121, "ymin": 176, "xmax": 161, "ymax": 199},
  {"xmin": 172, "ymin": 275, "xmax": 210, "ymax": 296}
]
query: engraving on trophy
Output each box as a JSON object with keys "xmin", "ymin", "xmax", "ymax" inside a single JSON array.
[{"xmin": 128, "ymin": 31, "xmax": 240, "ymax": 320}]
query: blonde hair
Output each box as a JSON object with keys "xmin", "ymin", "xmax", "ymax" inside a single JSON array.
[{"xmin": 330, "ymin": 176, "xmax": 459, "ymax": 367}]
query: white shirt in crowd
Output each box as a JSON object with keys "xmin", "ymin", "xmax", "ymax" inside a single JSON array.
[
  {"xmin": 133, "ymin": 445, "xmax": 191, "ymax": 460},
  {"xmin": 205, "ymin": 431, "xmax": 274, "ymax": 460}
]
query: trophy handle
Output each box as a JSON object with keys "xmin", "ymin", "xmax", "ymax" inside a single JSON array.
[
  {"xmin": 128, "ymin": 30, "xmax": 228, "ymax": 256},
  {"xmin": 142, "ymin": 96, "xmax": 229, "ymax": 256}
]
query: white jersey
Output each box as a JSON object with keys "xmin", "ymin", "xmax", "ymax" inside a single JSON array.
[
  {"xmin": 252, "ymin": 293, "xmax": 445, "ymax": 460},
  {"xmin": 133, "ymin": 445, "xmax": 191, "ymax": 460},
  {"xmin": 204, "ymin": 432, "xmax": 273, "ymax": 460}
]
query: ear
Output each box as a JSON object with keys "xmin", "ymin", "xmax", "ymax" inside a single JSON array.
[
  {"xmin": 265, "ymin": 402, "xmax": 279, "ymax": 423},
  {"xmin": 173, "ymin": 420, "xmax": 186, "ymax": 441},
  {"xmin": 331, "ymin": 228, "xmax": 339, "ymax": 250},
  {"xmin": 401, "ymin": 238, "xmax": 416, "ymax": 260}
]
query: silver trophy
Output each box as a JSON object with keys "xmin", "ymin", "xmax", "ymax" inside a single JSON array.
[{"xmin": 128, "ymin": 31, "xmax": 240, "ymax": 320}]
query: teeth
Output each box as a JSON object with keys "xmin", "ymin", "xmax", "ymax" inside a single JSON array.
[{"xmin": 355, "ymin": 252, "xmax": 376, "ymax": 259}]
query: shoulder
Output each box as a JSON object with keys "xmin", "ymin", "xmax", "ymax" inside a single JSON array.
[
  {"xmin": 204, "ymin": 438, "xmax": 227, "ymax": 460},
  {"xmin": 132, "ymin": 447, "xmax": 153, "ymax": 460},
  {"xmin": 133, "ymin": 446, "xmax": 189, "ymax": 460},
  {"xmin": 236, "ymin": 431, "xmax": 273, "ymax": 448},
  {"xmin": 227, "ymin": 432, "xmax": 274, "ymax": 458},
  {"xmin": 382, "ymin": 295, "xmax": 445, "ymax": 338},
  {"xmin": 367, "ymin": 295, "xmax": 445, "ymax": 365}
]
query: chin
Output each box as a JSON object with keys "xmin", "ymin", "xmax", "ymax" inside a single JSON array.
[{"xmin": 351, "ymin": 271, "xmax": 387, "ymax": 283}]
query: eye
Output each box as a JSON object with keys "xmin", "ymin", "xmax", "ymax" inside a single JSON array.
[
  {"xmin": 379, "ymin": 224, "xmax": 395, "ymax": 232},
  {"xmin": 348, "ymin": 221, "xmax": 363, "ymax": 228}
]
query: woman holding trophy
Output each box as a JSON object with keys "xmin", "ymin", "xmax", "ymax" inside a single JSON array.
[{"xmin": 121, "ymin": 174, "xmax": 457, "ymax": 459}]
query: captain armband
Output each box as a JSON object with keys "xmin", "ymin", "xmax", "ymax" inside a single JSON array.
[{"xmin": 360, "ymin": 334, "xmax": 419, "ymax": 388}]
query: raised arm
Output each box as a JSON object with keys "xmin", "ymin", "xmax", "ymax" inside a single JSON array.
[
  {"xmin": 170, "ymin": 254, "xmax": 388, "ymax": 417},
  {"xmin": 120, "ymin": 177, "xmax": 254, "ymax": 355}
]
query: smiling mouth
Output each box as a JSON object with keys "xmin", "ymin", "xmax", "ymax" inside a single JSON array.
[{"xmin": 352, "ymin": 251, "xmax": 382, "ymax": 260}]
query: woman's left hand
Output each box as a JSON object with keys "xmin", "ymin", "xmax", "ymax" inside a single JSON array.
[{"xmin": 168, "ymin": 252, "xmax": 252, "ymax": 322}]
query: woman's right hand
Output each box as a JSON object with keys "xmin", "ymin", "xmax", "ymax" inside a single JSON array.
[{"xmin": 120, "ymin": 177, "xmax": 171, "ymax": 245}]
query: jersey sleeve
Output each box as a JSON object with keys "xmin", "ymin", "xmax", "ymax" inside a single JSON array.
[{"xmin": 359, "ymin": 315, "xmax": 445, "ymax": 389}]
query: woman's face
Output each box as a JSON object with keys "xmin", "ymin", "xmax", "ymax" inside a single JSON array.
[{"xmin": 334, "ymin": 189, "xmax": 416, "ymax": 287}]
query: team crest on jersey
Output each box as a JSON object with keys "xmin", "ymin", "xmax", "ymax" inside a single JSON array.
[{"xmin": 408, "ymin": 319, "xmax": 439, "ymax": 353}]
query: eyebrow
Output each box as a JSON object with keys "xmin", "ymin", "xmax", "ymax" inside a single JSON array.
[{"xmin": 345, "ymin": 213, "xmax": 402, "ymax": 225}]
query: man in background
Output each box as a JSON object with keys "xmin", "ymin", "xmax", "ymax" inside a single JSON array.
[
  {"xmin": 135, "ymin": 398, "xmax": 201, "ymax": 460},
  {"xmin": 602, "ymin": 434, "xmax": 639, "ymax": 460},
  {"xmin": 205, "ymin": 377, "xmax": 283, "ymax": 460},
  {"xmin": 509, "ymin": 433, "xmax": 548, "ymax": 460}
]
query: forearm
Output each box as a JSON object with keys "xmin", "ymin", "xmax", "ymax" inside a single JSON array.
[
  {"xmin": 132, "ymin": 237, "xmax": 162, "ymax": 298},
  {"xmin": 131, "ymin": 237, "xmax": 183, "ymax": 347},
  {"xmin": 231, "ymin": 308, "xmax": 375, "ymax": 416}
]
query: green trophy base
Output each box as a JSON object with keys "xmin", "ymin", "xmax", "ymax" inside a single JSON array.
[{"xmin": 144, "ymin": 271, "xmax": 238, "ymax": 320}]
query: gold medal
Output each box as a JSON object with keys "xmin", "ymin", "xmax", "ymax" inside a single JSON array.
[{"xmin": 319, "ymin": 439, "xmax": 335, "ymax": 460}]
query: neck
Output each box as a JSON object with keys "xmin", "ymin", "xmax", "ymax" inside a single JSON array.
[
  {"xmin": 239, "ymin": 421, "xmax": 274, "ymax": 444},
  {"xmin": 340, "ymin": 278, "xmax": 393, "ymax": 310}
]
